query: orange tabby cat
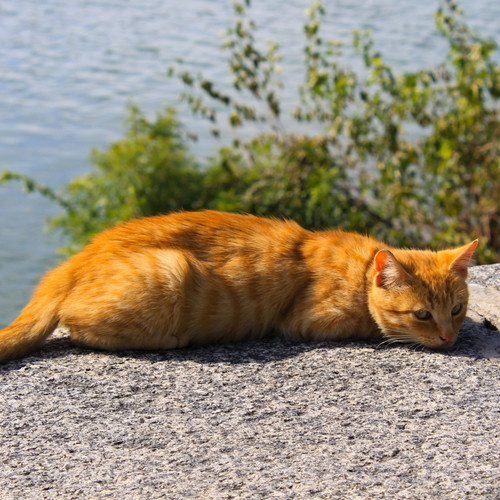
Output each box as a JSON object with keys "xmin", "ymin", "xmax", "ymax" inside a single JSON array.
[{"xmin": 0, "ymin": 211, "xmax": 477, "ymax": 362}]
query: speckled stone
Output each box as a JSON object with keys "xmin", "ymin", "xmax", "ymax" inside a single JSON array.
[
  {"xmin": 0, "ymin": 265, "xmax": 498, "ymax": 499},
  {"xmin": 468, "ymin": 263, "xmax": 500, "ymax": 331}
]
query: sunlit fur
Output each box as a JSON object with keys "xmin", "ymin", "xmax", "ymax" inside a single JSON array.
[
  {"xmin": 0, "ymin": 211, "xmax": 477, "ymax": 362},
  {"xmin": 369, "ymin": 247, "xmax": 474, "ymax": 349}
]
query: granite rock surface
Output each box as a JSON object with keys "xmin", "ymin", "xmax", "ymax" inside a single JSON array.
[{"xmin": 0, "ymin": 265, "xmax": 498, "ymax": 499}]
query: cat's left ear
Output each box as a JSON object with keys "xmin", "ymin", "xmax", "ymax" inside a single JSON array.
[
  {"xmin": 447, "ymin": 239, "xmax": 479, "ymax": 279},
  {"xmin": 373, "ymin": 250, "xmax": 410, "ymax": 289}
]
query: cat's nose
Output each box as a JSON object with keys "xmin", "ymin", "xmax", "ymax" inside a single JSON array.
[{"xmin": 439, "ymin": 332, "xmax": 455, "ymax": 344}]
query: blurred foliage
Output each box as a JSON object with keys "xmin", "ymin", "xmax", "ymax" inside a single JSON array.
[
  {"xmin": 1, "ymin": 0, "xmax": 499, "ymax": 263},
  {"xmin": 50, "ymin": 105, "xmax": 204, "ymax": 254}
]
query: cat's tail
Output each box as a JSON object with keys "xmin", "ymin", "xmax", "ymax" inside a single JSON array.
[{"xmin": 0, "ymin": 264, "xmax": 70, "ymax": 363}]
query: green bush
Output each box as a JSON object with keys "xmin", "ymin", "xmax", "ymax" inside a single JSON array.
[
  {"xmin": 1, "ymin": 0, "xmax": 498, "ymax": 263},
  {"xmin": 172, "ymin": 0, "xmax": 499, "ymax": 262},
  {"xmin": 49, "ymin": 105, "xmax": 204, "ymax": 254}
]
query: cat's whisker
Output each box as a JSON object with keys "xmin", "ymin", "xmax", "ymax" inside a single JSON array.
[
  {"xmin": 377, "ymin": 335, "xmax": 412, "ymax": 348},
  {"xmin": 381, "ymin": 327, "xmax": 426, "ymax": 349},
  {"xmin": 376, "ymin": 339, "xmax": 391, "ymax": 349}
]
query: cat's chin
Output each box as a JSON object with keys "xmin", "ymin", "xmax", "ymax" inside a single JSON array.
[
  {"xmin": 421, "ymin": 339, "xmax": 456, "ymax": 350},
  {"xmin": 383, "ymin": 333, "xmax": 457, "ymax": 350},
  {"xmin": 418, "ymin": 332, "xmax": 459, "ymax": 349}
]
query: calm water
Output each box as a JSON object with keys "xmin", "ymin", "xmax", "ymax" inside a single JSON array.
[{"xmin": 1, "ymin": 0, "xmax": 499, "ymax": 326}]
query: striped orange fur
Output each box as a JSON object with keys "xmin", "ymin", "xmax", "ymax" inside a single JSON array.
[{"xmin": 0, "ymin": 211, "xmax": 478, "ymax": 362}]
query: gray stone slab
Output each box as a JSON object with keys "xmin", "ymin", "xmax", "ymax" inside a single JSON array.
[
  {"xmin": 0, "ymin": 265, "xmax": 499, "ymax": 499},
  {"xmin": 468, "ymin": 263, "xmax": 500, "ymax": 331}
]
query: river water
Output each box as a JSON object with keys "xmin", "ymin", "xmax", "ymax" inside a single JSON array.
[{"xmin": 1, "ymin": 0, "xmax": 499, "ymax": 326}]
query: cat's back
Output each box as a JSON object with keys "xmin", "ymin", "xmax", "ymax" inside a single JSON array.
[{"xmin": 91, "ymin": 210, "xmax": 308, "ymax": 259}]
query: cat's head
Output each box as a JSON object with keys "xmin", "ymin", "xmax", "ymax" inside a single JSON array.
[{"xmin": 368, "ymin": 240, "xmax": 478, "ymax": 349}]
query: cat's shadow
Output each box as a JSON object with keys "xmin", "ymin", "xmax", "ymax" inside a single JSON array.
[
  {"xmin": 34, "ymin": 334, "xmax": 347, "ymax": 366},
  {"xmin": 3, "ymin": 317, "xmax": 498, "ymax": 371}
]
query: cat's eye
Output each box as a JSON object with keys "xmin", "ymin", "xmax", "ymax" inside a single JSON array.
[
  {"xmin": 451, "ymin": 303, "xmax": 462, "ymax": 316},
  {"xmin": 414, "ymin": 310, "xmax": 432, "ymax": 321}
]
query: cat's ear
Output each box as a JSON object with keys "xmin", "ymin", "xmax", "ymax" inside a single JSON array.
[
  {"xmin": 373, "ymin": 250, "xmax": 410, "ymax": 289},
  {"xmin": 447, "ymin": 239, "xmax": 478, "ymax": 279}
]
